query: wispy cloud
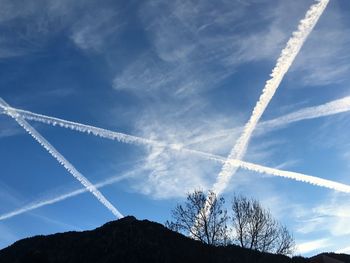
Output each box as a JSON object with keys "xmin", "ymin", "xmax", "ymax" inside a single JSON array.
[
  {"xmin": 336, "ymin": 246, "xmax": 350, "ymax": 254},
  {"xmin": 128, "ymin": 104, "xmax": 237, "ymax": 198},
  {"xmin": 297, "ymin": 238, "xmax": 330, "ymax": 254},
  {"xmin": 112, "ymin": 0, "xmax": 296, "ymax": 97},
  {"xmin": 70, "ymin": 8, "xmax": 122, "ymax": 51},
  {"xmin": 293, "ymin": 193, "xmax": 350, "ymax": 254},
  {"xmin": 309, "ymin": 195, "xmax": 350, "ymax": 236},
  {"xmin": 112, "ymin": 51, "xmax": 229, "ymax": 98},
  {"xmin": 0, "ymin": 0, "xmax": 123, "ymax": 58},
  {"xmin": 291, "ymin": 5, "xmax": 350, "ymax": 86},
  {"xmin": 0, "ymin": 117, "xmax": 22, "ymax": 138}
]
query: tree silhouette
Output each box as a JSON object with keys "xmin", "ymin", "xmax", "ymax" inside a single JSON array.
[
  {"xmin": 167, "ymin": 191, "xmax": 295, "ymax": 256},
  {"xmin": 166, "ymin": 190, "xmax": 228, "ymax": 245},
  {"xmin": 231, "ymin": 195, "xmax": 295, "ymax": 256}
]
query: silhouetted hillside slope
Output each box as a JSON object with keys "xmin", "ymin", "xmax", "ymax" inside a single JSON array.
[
  {"xmin": 0, "ymin": 216, "xmax": 347, "ymax": 263},
  {"xmin": 310, "ymin": 253, "xmax": 350, "ymax": 263}
]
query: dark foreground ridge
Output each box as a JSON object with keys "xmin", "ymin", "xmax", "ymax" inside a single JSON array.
[{"xmin": 0, "ymin": 216, "xmax": 349, "ymax": 263}]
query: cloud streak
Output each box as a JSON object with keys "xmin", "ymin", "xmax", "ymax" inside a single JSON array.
[
  {"xmin": 212, "ymin": 0, "xmax": 330, "ymax": 195},
  {"xmin": 297, "ymin": 238, "xmax": 330, "ymax": 254},
  {"xmin": 0, "ymin": 97, "xmax": 123, "ymax": 219}
]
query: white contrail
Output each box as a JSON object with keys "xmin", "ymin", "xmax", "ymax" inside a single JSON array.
[
  {"xmin": 1, "ymin": 149, "xmax": 349, "ymax": 223},
  {"xmin": 212, "ymin": 0, "xmax": 330, "ymax": 195},
  {"xmin": 2, "ymin": 103, "xmax": 349, "ymax": 194},
  {"xmin": 0, "ymin": 106, "xmax": 219, "ymax": 161},
  {"xmin": 6, "ymin": 107, "xmax": 162, "ymax": 148},
  {"xmin": 4, "ymin": 96, "xmax": 350, "ymax": 150},
  {"xmin": 3, "ymin": 95, "xmax": 350, "ymax": 153},
  {"xmin": 0, "ymin": 97, "xmax": 123, "ymax": 219},
  {"xmin": 258, "ymin": 96, "xmax": 350, "ymax": 132},
  {"xmin": 2, "ymin": 107, "xmax": 350, "ymax": 217},
  {"xmin": 234, "ymin": 159, "xmax": 350, "ymax": 194},
  {"xmin": 0, "ymin": 173, "xmax": 131, "ymax": 221},
  {"xmin": 186, "ymin": 95, "xmax": 350, "ymax": 147}
]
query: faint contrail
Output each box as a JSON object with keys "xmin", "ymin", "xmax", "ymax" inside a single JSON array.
[
  {"xmin": 0, "ymin": 173, "xmax": 131, "ymax": 221},
  {"xmin": 258, "ymin": 96, "xmax": 350, "ymax": 132},
  {"xmin": 0, "ymin": 97, "xmax": 123, "ymax": 219},
  {"xmin": 186, "ymin": 95, "xmax": 350, "ymax": 147},
  {"xmin": 2, "ymin": 103, "xmax": 349, "ymax": 194},
  {"xmin": 212, "ymin": 0, "xmax": 330, "ymax": 195}
]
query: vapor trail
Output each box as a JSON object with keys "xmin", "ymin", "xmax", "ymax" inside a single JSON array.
[
  {"xmin": 186, "ymin": 95, "xmax": 350, "ymax": 147},
  {"xmin": 212, "ymin": 0, "xmax": 330, "ymax": 195},
  {"xmin": 258, "ymin": 96, "xmax": 350, "ymax": 132},
  {"xmin": 0, "ymin": 173, "xmax": 131, "ymax": 221},
  {"xmin": 2, "ymin": 102, "xmax": 349, "ymax": 195},
  {"xmin": 233, "ymin": 159, "xmax": 350, "ymax": 194},
  {"xmin": 0, "ymin": 106, "xmax": 200, "ymax": 155},
  {"xmin": 7, "ymin": 107, "xmax": 162, "ymax": 147},
  {"xmin": 0, "ymin": 98, "xmax": 123, "ymax": 219},
  {"xmin": 1, "ymin": 148, "xmax": 349, "ymax": 223},
  {"xmin": 4, "ymin": 96, "xmax": 350, "ymax": 150}
]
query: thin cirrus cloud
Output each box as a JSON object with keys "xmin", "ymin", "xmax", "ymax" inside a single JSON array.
[
  {"xmin": 290, "ymin": 6, "xmax": 350, "ymax": 86},
  {"xmin": 288, "ymin": 191, "xmax": 350, "ymax": 254},
  {"xmin": 70, "ymin": 8, "xmax": 122, "ymax": 52},
  {"xmin": 297, "ymin": 238, "xmax": 330, "ymax": 254},
  {"xmin": 112, "ymin": 0, "xmax": 295, "ymax": 97},
  {"xmin": 0, "ymin": 0, "xmax": 123, "ymax": 58}
]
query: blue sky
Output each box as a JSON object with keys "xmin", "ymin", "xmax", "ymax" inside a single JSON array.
[{"xmin": 1, "ymin": 0, "xmax": 350, "ymax": 256}]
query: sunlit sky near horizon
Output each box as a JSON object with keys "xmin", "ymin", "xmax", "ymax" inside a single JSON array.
[{"xmin": 1, "ymin": 0, "xmax": 350, "ymax": 256}]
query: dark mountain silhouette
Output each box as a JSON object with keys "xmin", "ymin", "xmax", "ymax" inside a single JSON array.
[
  {"xmin": 0, "ymin": 216, "xmax": 348, "ymax": 263},
  {"xmin": 310, "ymin": 253, "xmax": 350, "ymax": 263}
]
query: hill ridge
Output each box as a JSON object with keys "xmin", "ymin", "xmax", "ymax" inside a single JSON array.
[{"xmin": 0, "ymin": 216, "xmax": 348, "ymax": 263}]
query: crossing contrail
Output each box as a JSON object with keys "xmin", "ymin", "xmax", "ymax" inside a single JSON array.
[
  {"xmin": 3, "ymin": 95, "xmax": 350, "ymax": 151},
  {"xmin": 0, "ymin": 172, "xmax": 132, "ymax": 221},
  {"xmin": 6, "ymin": 107, "xmax": 162, "ymax": 147},
  {"xmin": 2, "ymin": 99, "xmax": 350, "ymax": 223},
  {"xmin": 2, "ymin": 102, "xmax": 349, "ymax": 195},
  {"xmin": 212, "ymin": 0, "xmax": 330, "ymax": 195},
  {"xmin": 1, "ymin": 141, "xmax": 349, "ymax": 223},
  {"xmin": 4, "ymin": 96, "xmax": 350, "ymax": 150},
  {"xmin": 0, "ymin": 106, "xmax": 207, "ymax": 157},
  {"xmin": 185, "ymin": 95, "xmax": 350, "ymax": 147},
  {"xmin": 0, "ymin": 97, "xmax": 123, "ymax": 219}
]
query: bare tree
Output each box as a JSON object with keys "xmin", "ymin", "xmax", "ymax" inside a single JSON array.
[
  {"xmin": 275, "ymin": 225, "xmax": 295, "ymax": 255},
  {"xmin": 166, "ymin": 190, "xmax": 228, "ymax": 246},
  {"xmin": 231, "ymin": 195, "xmax": 295, "ymax": 256}
]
